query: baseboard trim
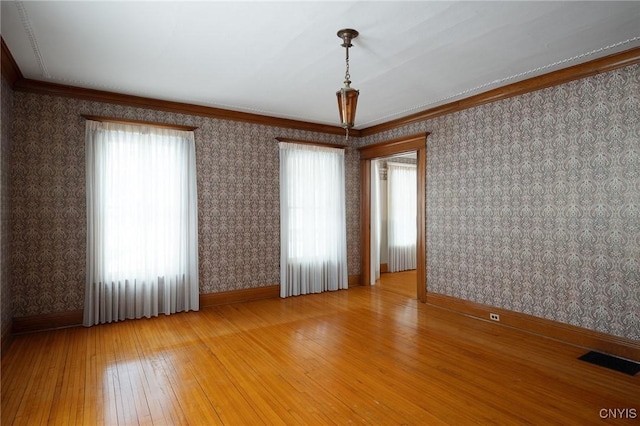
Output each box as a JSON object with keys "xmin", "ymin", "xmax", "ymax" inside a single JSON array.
[
  {"xmin": 426, "ymin": 292, "xmax": 640, "ymax": 362},
  {"xmin": 11, "ymin": 286, "xmax": 281, "ymax": 334},
  {"xmin": 1, "ymin": 320, "xmax": 13, "ymax": 356},
  {"xmin": 348, "ymin": 274, "xmax": 362, "ymax": 287},
  {"xmin": 199, "ymin": 285, "xmax": 280, "ymax": 308},
  {"xmin": 380, "ymin": 264, "xmax": 388, "ymax": 274},
  {"xmin": 13, "ymin": 310, "xmax": 83, "ymax": 334}
]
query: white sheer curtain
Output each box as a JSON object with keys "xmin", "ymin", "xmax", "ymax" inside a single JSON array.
[
  {"xmin": 387, "ymin": 162, "xmax": 417, "ymax": 272},
  {"xmin": 370, "ymin": 160, "xmax": 381, "ymax": 285},
  {"xmin": 84, "ymin": 120, "xmax": 199, "ymax": 326},
  {"xmin": 279, "ymin": 142, "xmax": 348, "ymax": 297}
]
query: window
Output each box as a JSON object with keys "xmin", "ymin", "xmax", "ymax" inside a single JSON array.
[
  {"xmin": 84, "ymin": 120, "xmax": 199, "ymax": 325},
  {"xmin": 279, "ymin": 142, "xmax": 348, "ymax": 297},
  {"xmin": 387, "ymin": 162, "xmax": 417, "ymax": 272}
]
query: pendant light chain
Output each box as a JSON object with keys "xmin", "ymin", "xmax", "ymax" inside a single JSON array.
[
  {"xmin": 335, "ymin": 28, "xmax": 359, "ymax": 139},
  {"xmin": 344, "ymin": 45, "xmax": 351, "ymax": 84},
  {"xmin": 343, "ymin": 32, "xmax": 352, "ymax": 140},
  {"xmin": 344, "ymin": 45, "xmax": 351, "ymax": 140}
]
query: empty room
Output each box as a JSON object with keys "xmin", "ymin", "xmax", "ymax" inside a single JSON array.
[{"xmin": 1, "ymin": 1, "xmax": 639, "ymax": 424}]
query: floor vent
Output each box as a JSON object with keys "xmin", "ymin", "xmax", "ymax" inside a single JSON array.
[{"xmin": 578, "ymin": 351, "xmax": 640, "ymax": 376}]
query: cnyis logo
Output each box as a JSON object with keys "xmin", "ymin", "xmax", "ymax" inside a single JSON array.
[{"xmin": 599, "ymin": 408, "xmax": 637, "ymax": 419}]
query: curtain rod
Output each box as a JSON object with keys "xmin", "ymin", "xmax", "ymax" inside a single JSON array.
[
  {"xmin": 81, "ymin": 115, "xmax": 198, "ymax": 132},
  {"xmin": 275, "ymin": 137, "xmax": 346, "ymax": 150}
]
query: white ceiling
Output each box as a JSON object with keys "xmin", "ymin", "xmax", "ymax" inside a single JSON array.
[{"xmin": 2, "ymin": 1, "xmax": 639, "ymax": 129}]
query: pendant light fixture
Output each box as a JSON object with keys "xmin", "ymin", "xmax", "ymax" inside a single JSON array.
[{"xmin": 336, "ymin": 28, "xmax": 359, "ymax": 139}]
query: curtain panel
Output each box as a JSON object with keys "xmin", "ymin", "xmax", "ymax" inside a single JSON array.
[
  {"xmin": 84, "ymin": 121, "xmax": 199, "ymax": 326},
  {"xmin": 370, "ymin": 160, "xmax": 381, "ymax": 284},
  {"xmin": 387, "ymin": 162, "xmax": 417, "ymax": 272},
  {"xmin": 279, "ymin": 142, "xmax": 348, "ymax": 297}
]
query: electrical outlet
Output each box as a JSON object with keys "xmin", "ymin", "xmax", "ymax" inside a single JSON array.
[{"xmin": 490, "ymin": 313, "xmax": 500, "ymax": 321}]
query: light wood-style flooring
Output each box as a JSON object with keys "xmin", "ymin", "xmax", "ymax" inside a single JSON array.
[
  {"xmin": 2, "ymin": 281, "xmax": 639, "ymax": 425},
  {"xmin": 376, "ymin": 270, "xmax": 418, "ymax": 298}
]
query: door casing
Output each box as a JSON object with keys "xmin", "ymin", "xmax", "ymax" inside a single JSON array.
[{"xmin": 357, "ymin": 132, "xmax": 429, "ymax": 301}]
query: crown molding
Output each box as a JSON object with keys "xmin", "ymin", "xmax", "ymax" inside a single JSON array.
[
  {"xmin": 1, "ymin": 37, "xmax": 23, "ymax": 86},
  {"xmin": 4, "ymin": 37, "xmax": 638, "ymax": 138},
  {"xmin": 359, "ymin": 46, "xmax": 640, "ymax": 137},
  {"xmin": 13, "ymin": 78, "xmax": 355, "ymax": 136}
]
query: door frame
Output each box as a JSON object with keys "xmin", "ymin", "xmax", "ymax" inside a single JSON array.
[{"xmin": 358, "ymin": 132, "xmax": 429, "ymax": 302}]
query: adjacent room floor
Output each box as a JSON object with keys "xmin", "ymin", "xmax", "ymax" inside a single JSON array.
[
  {"xmin": 376, "ymin": 270, "xmax": 418, "ymax": 298},
  {"xmin": 2, "ymin": 281, "xmax": 638, "ymax": 425}
]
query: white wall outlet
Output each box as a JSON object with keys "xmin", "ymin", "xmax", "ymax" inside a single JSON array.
[{"xmin": 490, "ymin": 313, "xmax": 500, "ymax": 321}]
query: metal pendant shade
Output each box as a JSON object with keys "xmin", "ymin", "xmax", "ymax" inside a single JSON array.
[
  {"xmin": 336, "ymin": 29, "xmax": 359, "ymax": 135},
  {"xmin": 336, "ymin": 86, "xmax": 358, "ymax": 129}
]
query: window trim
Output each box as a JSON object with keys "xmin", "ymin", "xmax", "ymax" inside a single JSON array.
[{"xmin": 81, "ymin": 114, "xmax": 198, "ymax": 132}]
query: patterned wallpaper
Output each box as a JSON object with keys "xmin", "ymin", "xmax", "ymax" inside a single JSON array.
[
  {"xmin": 1, "ymin": 75, "xmax": 13, "ymax": 333},
  {"xmin": 7, "ymin": 62, "xmax": 638, "ymax": 341},
  {"xmin": 359, "ymin": 64, "xmax": 640, "ymax": 341},
  {"xmin": 9, "ymin": 94, "xmax": 360, "ymax": 317}
]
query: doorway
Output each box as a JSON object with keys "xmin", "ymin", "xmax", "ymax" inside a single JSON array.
[
  {"xmin": 358, "ymin": 133, "xmax": 429, "ymax": 302},
  {"xmin": 372, "ymin": 154, "xmax": 417, "ymax": 295}
]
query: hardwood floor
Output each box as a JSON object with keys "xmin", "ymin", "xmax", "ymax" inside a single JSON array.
[
  {"xmin": 2, "ymin": 285, "xmax": 639, "ymax": 425},
  {"xmin": 376, "ymin": 270, "xmax": 417, "ymax": 298}
]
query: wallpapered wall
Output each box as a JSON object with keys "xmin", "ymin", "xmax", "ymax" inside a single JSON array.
[
  {"xmin": 360, "ymin": 64, "xmax": 640, "ymax": 340},
  {"xmin": 1, "ymin": 75, "xmax": 13, "ymax": 334},
  {"xmin": 7, "ymin": 63, "xmax": 639, "ymax": 341},
  {"xmin": 9, "ymin": 95, "xmax": 360, "ymax": 317}
]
